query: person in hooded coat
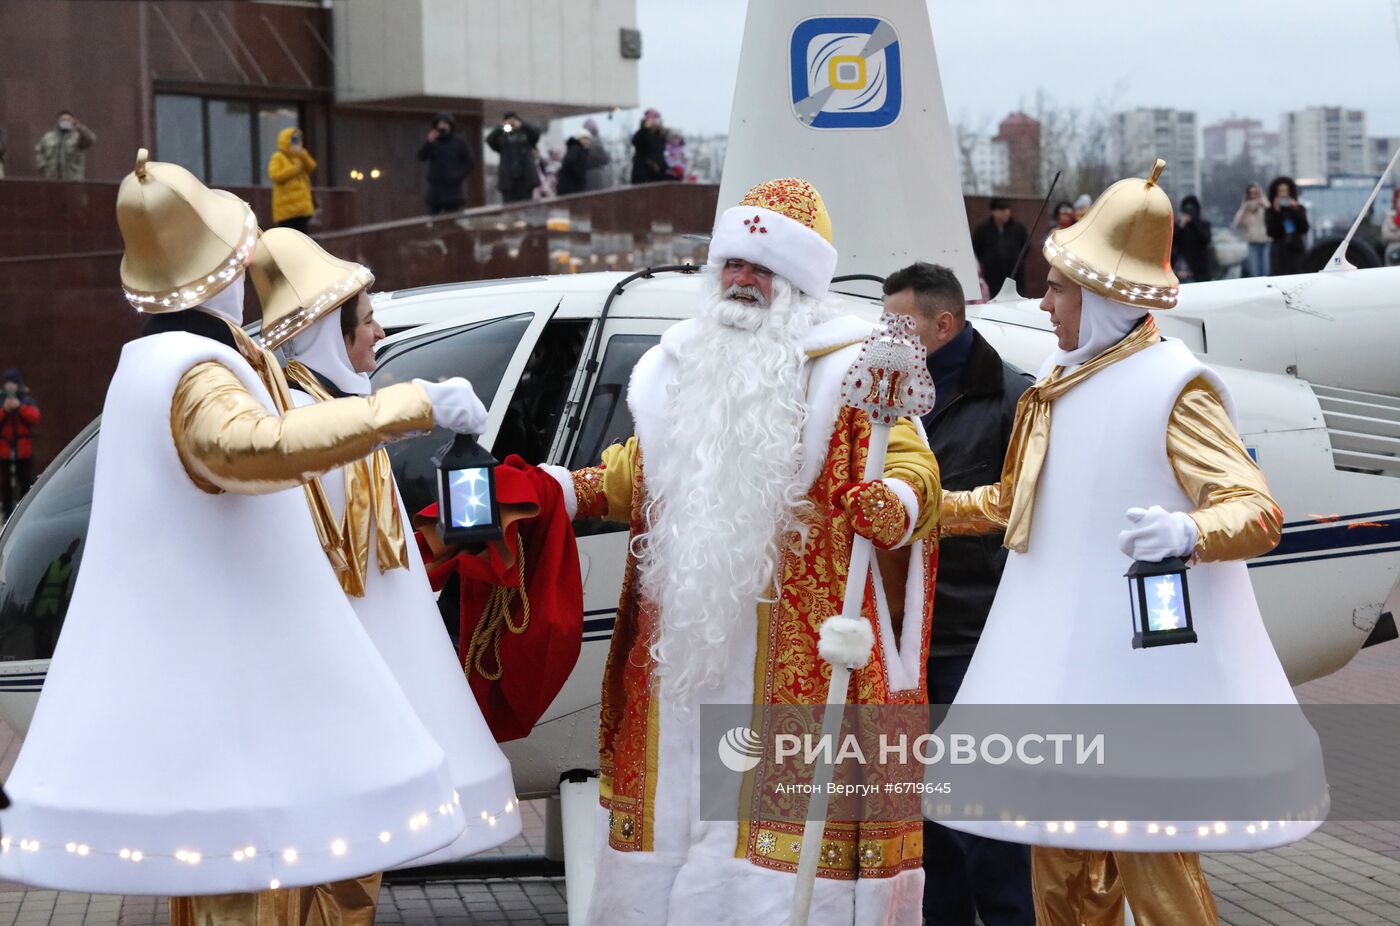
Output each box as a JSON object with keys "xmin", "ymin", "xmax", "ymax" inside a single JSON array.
[{"xmin": 418, "ymin": 112, "xmax": 475, "ymax": 215}]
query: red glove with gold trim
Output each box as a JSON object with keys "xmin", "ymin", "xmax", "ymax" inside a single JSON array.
[{"xmin": 838, "ymin": 480, "xmax": 910, "ymax": 550}]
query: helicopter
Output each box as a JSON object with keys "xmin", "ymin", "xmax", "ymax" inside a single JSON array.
[{"xmin": 0, "ymin": 0, "xmax": 1396, "ymax": 895}]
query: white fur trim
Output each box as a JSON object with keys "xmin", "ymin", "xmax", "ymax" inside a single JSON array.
[
  {"xmin": 539, "ymin": 463, "xmax": 577, "ymax": 519},
  {"xmin": 802, "ymin": 314, "xmax": 876, "ymax": 356},
  {"xmin": 819, "ymin": 615, "xmax": 875, "ymax": 669},
  {"xmin": 707, "ymin": 205, "xmax": 838, "ymax": 299},
  {"xmin": 881, "ymin": 478, "xmax": 919, "ymax": 549}
]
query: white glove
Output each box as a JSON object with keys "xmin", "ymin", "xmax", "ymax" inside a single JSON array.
[
  {"xmin": 414, "ymin": 377, "xmax": 489, "ymax": 434},
  {"xmin": 1117, "ymin": 505, "xmax": 1198, "ymax": 561},
  {"xmin": 818, "ymin": 615, "xmax": 875, "ymax": 669}
]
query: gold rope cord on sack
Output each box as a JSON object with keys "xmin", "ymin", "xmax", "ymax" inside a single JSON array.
[{"xmin": 465, "ymin": 536, "xmax": 531, "ymax": 681}]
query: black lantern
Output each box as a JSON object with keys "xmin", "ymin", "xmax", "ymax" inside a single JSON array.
[
  {"xmin": 434, "ymin": 433, "xmax": 503, "ymax": 546},
  {"xmin": 1126, "ymin": 557, "xmax": 1197, "ymax": 649}
]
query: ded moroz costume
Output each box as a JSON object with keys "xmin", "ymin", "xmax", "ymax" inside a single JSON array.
[
  {"xmin": 543, "ymin": 178, "xmax": 942, "ymax": 926},
  {"xmin": 938, "ymin": 161, "xmax": 1327, "ymax": 925},
  {"xmin": 0, "ymin": 152, "xmax": 489, "ymax": 923}
]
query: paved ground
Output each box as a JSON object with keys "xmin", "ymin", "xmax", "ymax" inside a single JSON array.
[{"xmin": 0, "ymin": 640, "xmax": 1397, "ymax": 924}]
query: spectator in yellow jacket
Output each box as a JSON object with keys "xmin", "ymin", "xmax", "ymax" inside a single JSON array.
[{"xmin": 267, "ymin": 127, "xmax": 316, "ymax": 232}]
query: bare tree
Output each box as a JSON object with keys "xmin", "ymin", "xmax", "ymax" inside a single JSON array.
[{"xmin": 1025, "ymin": 83, "xmax": 1129, "ymax": 201}]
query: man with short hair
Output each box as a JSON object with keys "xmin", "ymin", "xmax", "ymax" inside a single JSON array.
[
  {"xmin": 34, "ymin": 110, "xmax": 96, "ymax": 180},
  {"xmin": 970, "ymin": 198, "xmax": 1029, "ymax": 297},
  {"xmin": 883, "ymin": 262, "xmax": 1034, "ymax": 926}
]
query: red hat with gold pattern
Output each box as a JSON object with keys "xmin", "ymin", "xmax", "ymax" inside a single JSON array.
[{"xmin": 707, "ymin": 177, "xmax": 838, "ymax": 298}]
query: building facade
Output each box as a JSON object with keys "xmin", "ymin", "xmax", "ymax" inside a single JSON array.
[
  {"xmin": 1368, "ymin": 136, "xmax": 1400, "ymax": 175},
  {"xmin": 958, "ymin": 133, "xmax": 1009, "ymax": 195},
  {"xmin": 1110, "ymin": 108, "xmax": 1199, "ymax": 206},
  {"xmin": 1279, "ymin": 106, "xmax": 1367, "ymax": 182},
  {"xmin": 1203, "ymin": 117, "xmax": 1279, "ymax": 175},
  {"xmin": 0, "ymin": 0, "xmax": 640, "ymax": 226},
  {"xmin": 994, "ymin": 111, "xmax": 1041, "ymax": 194}
]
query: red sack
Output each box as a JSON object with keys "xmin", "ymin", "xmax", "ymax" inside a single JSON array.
[{"xmin": 417, "ymin": 455, "xmax": 584, "ymax": 743}]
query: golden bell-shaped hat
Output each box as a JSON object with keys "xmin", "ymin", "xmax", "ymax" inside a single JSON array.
[
  {"xmin": 251, "ymin": 227, "xmax": 374, "ymax": 349},
  {"xmin": 1044, "ymin": 159, "xmax": 1179, "ymax": 309},
  {"xmin": 117, "ymin": 148, "xmax": 258, "ymax": 313}
]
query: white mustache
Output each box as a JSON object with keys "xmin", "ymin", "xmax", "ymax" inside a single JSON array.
[{"xmin": 722, "ymin": 283, "xmax": 768, "ymax": 307}]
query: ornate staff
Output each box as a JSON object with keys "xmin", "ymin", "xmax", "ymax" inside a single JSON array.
[{"xmin": 789, "ymin": 312, "xmax": 935, "ymax": 925}]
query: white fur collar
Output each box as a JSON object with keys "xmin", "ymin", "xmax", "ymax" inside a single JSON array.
[
  {"xmin": 632, "ymin": 314, "xmax": 875, "ymax": 492},
  {"xmin": 658, "ymin": 314, "xmax": 874, "ymax": 360}
]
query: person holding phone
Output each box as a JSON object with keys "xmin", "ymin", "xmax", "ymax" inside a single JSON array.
[
  {"xmin": 1265, "ymin": 175, "xmax": 1310, "ymax": 276},
  {"xmin": 268, "ymin": 126, "xmax": 318, "ymax": 232},
  {"xmin": 485, "ymin": 112, "xmax": 542, "ymax": 203},
  {"xmin": 1233, "ymin": 183, "xmax": 1271, "ymax": 277},
  {"xmin": 419, "ymin": 112, "xmax": 476, "ymax": 214}
]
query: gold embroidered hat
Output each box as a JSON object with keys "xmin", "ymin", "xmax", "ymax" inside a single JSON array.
[
  {"xmin": 1044, "ymin": 159, "xmax": 1180, "ymax": 310},
  {"xmin": 707, "ymin": 177, "xmax": 838, "ymax": 298},
  {"xmin": 251, "ymin": 227, "xmax": 374, "ymax": 349},
  {"xmin": 117, "ymin": 148, "xmax": 258, "ymax": 313}
]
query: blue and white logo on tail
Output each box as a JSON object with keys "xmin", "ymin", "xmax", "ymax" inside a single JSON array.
[{"xmin": 790, "ymin": 16, "xmax": 902, "ymax": 129}]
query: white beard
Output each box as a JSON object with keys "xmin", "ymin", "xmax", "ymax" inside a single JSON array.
[{"xmin": 636, "ymin": 273, "xmax": 824, "ymax": 704}]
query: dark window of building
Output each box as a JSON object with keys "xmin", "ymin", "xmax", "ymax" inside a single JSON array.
[
  {"xmin": 208, "ymin": 99, "xmax": 254, "ymax": 186},
  {"xmin": 155, "ymin": 94, "xmax": 206, "ymax": 180},
  {"xmin": 155, "ymin": 94, "xmax": 304, "ymax": 186}
]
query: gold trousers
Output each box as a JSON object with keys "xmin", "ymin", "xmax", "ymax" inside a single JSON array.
[
  {"xmin": 1031, "ymin": 848, "xmax": 1218, "ymax": 926},
  {"xmin": 170, "ymin": 873, "xmax": 383, "ymax": 926}
]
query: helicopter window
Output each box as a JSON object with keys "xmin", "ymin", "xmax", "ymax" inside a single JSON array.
[
  {"xmin": 568, "ymin": 334, "xmax": 659, "ymax": 538},
  {"xmin": 0, "ymin": 422, "xmax": 99, "ymax": 661},
  {"xmin": 373, "ymin": 314, "xmax": 533, "ymax": 519},
  {"xmin": 569, "ymin": 334, "xmax": 660, "ymax": 471},
  {"xmin": 495, "ymin": 320, "xmax": 589, "ymax": 464}
]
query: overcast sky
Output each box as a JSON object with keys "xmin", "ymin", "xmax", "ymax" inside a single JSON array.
[{"xmin": 614, "ymin": 0, "xmax": 1400, "ymax": 139}]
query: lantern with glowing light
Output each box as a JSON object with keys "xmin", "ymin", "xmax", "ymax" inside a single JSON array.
[
  {"xmin": 1126, "ymin": 557, "xmax": 1197, "ymax": 648},
  {"xmin": 434, "ymin": 433, "xmax": 502, "ymax": 546}
]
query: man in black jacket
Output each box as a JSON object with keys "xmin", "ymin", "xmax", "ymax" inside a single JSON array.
[
  {"xmin": 971, "ymin": 198, "xmax": 1029, "ymax": 297},
  {"xmin": 486, "ymin": 112, "xmax": 542, "ymax": 203},
  {"xmin": 883, "ymin": 262, "xmax": 1034, "ymax": 926},
  {"xmin": 417, "ymin": 112, "xmax": 475, "ymax": 215}
]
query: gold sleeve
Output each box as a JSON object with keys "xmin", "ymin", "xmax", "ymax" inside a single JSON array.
[
  {"xmin": 571, "ymin": 437, "xmax": 640, "ymax": 522},
  {"xmin": 939, "ymin": 483, "xmax": 1012, "ymax": 537},
  {"xmin": 1168, "ymin": 377, "xmax": 1283, "ymax": 562},
  {"xmin": 883, "ymin": 417, "xmax": 941, "ymax": 541},
  {"xmin": 172, "ymin": 361, "xmax": 434, "ymax": 495},
  {"xmin": 598, "ymin": 437, "xmax": 640, "ymax": 522}
]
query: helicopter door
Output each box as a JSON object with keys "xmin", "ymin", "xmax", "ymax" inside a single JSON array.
[{"xmin": 542, "ymin": 320, "xmax": 673, "ymax": 663}]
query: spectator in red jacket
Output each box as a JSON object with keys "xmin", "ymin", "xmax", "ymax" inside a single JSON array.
[{"xmin": 1, "ymin": 368, "xmax": 40, "ymax": 517}]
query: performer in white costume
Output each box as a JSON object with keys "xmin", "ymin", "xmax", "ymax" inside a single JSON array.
[
  {"xmin": 939, "ymin": 161, "xmax": 1326, "ymax": 925},
  {"xmin": 545, "ymin": 179, "xmax": 942, "ymax": 926},
  {"xmin": 251, "ymin": 227, "xmax": 523, "ymax": 870},
  {"xmin": 0, "ymin": 152, "xmax": 489, "ymax": 922}
]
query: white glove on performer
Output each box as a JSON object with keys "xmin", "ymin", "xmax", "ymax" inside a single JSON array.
[
  {"xmin": 414, "ymin": 377, "xmax": 489, "ymax": 434},
  {"xmin": 1117, "ymin": 505, "xmax": 1198, "ymax": 561},
  {"xmin": 818, "ymin": 615, "xmax": 875, "ymax": 669}
]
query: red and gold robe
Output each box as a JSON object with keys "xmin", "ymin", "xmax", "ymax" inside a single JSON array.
[{"xmin": 564, "ymin": 316, "xmax": 941, "ymax": 926}]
